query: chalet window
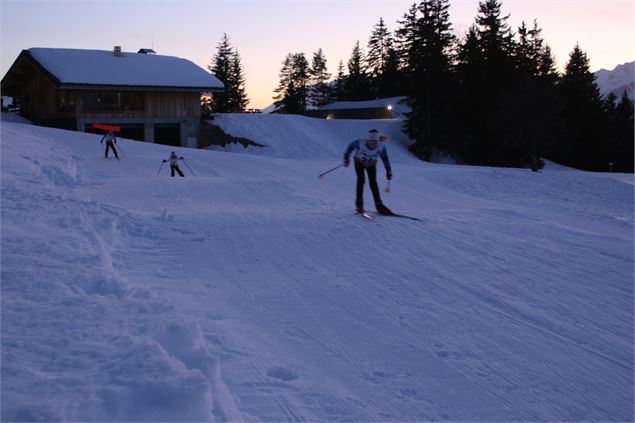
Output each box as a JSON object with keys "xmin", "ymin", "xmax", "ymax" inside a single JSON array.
[
  {"xmin": 58, "ymin": 91, "xmax": 75, "ymax": 112},
  {"xmin": 80, "ymin": 92, "xmax": 144, "ymax": 112}
]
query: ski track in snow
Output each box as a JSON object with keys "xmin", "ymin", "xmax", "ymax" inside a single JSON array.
[{"xmin": 1, "ymin": 116, "xmax": 633, "ymax": 421}]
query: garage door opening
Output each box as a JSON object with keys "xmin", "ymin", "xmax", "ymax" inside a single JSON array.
[{"xmin": 154, "ymin": 124, "xmax": 181, "ymax": 147}]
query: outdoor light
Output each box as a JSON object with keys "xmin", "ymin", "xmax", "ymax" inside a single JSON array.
[{"xmin": 387, "ymin": 105, "xmax": 393, "ymax": 111}]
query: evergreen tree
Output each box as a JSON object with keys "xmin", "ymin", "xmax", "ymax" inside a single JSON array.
[
  {"xmin": 344, "ymin": 41, "xmax": 372, "ymax": 100},
  {"xmin": 209, "ymin": 33, "xmax": 234, "ymax": 113},
  {"xmin": 404, "ymin": 0, "xmax": 456, "ymax": 160},
  {"xmin": 537, "ymin": 44, "xmax": 559, "ymax": 83},
  {"xmin": 394, "ymin": 3, "xmax": 419, "ymax": 80},
  {"xmin": 607, "ymin": 92, "xmax": 634, "ymax": 172},
  {"xmin": 273, "ymin": 53, "xmax": 310, "ymax": 114},
  {"xmin": 367, "ymin": 18, "xmax": 399, "ymax": 97},
  {"xmin": 207, "ymin": 34, "xmax": 249, "ymax": 113},
  {"xmin": 556, "ymin": 44, "xmax": 607, "ymax": 170},
  {"xmin": 514, "ymin": 20, "xmax": 547, "ymax": 76},
  {"xmin": 490, "ymin": 74, "xmax": 560, "ymax": 171},
  {"xmin": 489, "ymin": 19, "xmax": 560, "ymax": 170},
  {"xmin": 227, "ymin": 50, "xmax": 249, "ymax": 112},
  {"xmin": 292, "ymin": 53, "xmax": 311, "ymax": 112},
  {"xmin": 273, "ymin": 54, "xmax": 294, "ymax": 110},
  {"xmin": 476, "ymin": 0, "xmax": 515, "ymax": 71},
  {"xmin": 456, "ymin": 0, "xmax": 517, "ymax": 164},
  {"xmin": 454, "ymin": 25, "xmax": 482, "ymax": 160},
  {"xmin": 332, "ymin": 59, "xmax": 347, "ymax": 102},
  {"xmin": 378, "ymin": 46, "xmax": 403, "ymax": 98},
  {"xmin": 367, "ymin": 18, "xmax": 392, "ymax": 80},
  {"xmin": 309, "ymin": 48, "xmax": 332, "ymax": 108}
]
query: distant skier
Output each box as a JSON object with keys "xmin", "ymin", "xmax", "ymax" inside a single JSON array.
[
  {"xmin": 343, "ymin": 128, "xmax": 393, "ymax": 215},
  {"xmin": 163, "ymin": 152, "xmax": 185, "ymax": 177},
  {"xmin": 100, "ymin": 130, "xmax": 119, "ymax": 160}
]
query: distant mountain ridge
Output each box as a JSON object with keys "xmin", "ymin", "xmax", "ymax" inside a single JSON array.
[{"xmin": 594, "ymin": 60, "xmax": 634, "ymax": 100}]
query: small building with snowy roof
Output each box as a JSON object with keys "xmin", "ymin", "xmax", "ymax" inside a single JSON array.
[
  {"xmin": 313, "ymin": 96, "xmax": 409, "ymax": 120},
  {"xmin": 1, "ymin": 47, "xmax": 224, "ymax": 147}
]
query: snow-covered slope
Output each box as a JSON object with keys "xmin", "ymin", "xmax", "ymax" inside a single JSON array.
[
  {"xmin": 595, "ymin": 60, "xmax": 635, "ymax": 100},
  {"xmin": 1, "ymin": 116, "xmax": 633, "ymax": 421}
]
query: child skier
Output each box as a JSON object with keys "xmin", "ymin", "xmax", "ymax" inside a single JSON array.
[
  {"xmin": 100, "ymin": 130, "xmax": 119, "ymax": 160},
  {"xmin": 163, "ymin": 152, "xmax": 185, "ymax": 177},
  {"xmin": 343, "ymin": 128, "xmax": 393, "ymax": 215}
]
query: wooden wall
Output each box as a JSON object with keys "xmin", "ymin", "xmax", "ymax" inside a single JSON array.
[
  {"xmin": 74, "ymin": 91, "xmax": 201, "ymax": 119},
  {"xmin": 17, "ymin": 62, "xmax": 58, "ymax": 121},
  {"xmin": 144, "ymin": 92, "xmax": 201, "ymax": 118}
]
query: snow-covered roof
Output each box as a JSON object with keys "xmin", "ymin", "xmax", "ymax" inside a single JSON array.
[
  {"xmin": 26, "ymin": 47, "xmax": 224, "ymax": 91},
  {"xmin": 319, "ymin": 96, "xmax": 408, "ymax": 111}
]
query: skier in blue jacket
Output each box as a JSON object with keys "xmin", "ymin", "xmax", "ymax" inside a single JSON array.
[
  {"xmin": 343, "ymin": 128, "xmax": 392, "ymax": 215},
  {"xmin": 100, "ymin": 131, "xmax": 119, "ymax": 160}
]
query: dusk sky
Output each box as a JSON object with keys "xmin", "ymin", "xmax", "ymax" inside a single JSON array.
[{"xmin": 1, "ymin": 0, "xmax": 634, "ymax": 109}]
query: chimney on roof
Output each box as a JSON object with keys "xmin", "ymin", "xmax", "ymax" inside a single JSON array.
[{"xmin": 113, "ymin": 46, "xmax": 122, "ymax": 57}]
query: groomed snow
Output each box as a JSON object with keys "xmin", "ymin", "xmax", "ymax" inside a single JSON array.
[{"xmin": 1, "ymin": 113, "xmax": 633, "ymax": 421}]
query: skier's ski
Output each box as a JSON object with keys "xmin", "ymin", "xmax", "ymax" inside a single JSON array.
[
  {"xmin": 387, "ymin": 213, "xmax": 421, "ymax": 221},
  {"xmin": 372, "ymin": 212, "xmax": 422, "ymax": 221},
  {"xmin": 356, "ymin": 211, "xmax": 374, "ymax": 220}
]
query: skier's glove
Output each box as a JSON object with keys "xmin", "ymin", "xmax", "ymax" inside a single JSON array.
[
  {"xmin": 386, "ymin": 169, "xmax": 393, "ymax": 180},
  {"xmin": 343, "ymin": 157, "xmax": 350, "ymax": 167}
]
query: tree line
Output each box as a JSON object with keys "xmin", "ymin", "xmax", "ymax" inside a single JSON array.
[{"xmin": 211, "ymin": 1, "xmax": 634, "ymax": 172}]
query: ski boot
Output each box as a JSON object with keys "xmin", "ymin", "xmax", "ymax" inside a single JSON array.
[{"xmin": 376, "ymin": 203, "xmax": 393, "ymax": 216}]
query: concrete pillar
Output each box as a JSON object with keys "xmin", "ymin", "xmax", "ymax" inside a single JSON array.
[{"xmin": 144, "ymin": 122, "xmax": 154, "ymax": 143}]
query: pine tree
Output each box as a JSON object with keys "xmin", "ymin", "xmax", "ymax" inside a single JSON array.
[
  {"xmin": 227, "ymin": 50, "xmax": 249, "ymax": 112},
  {"xmin": 404, "ymin": 0, "xmax": 456, "ymax": 160},
  {"xmin": 607, "ymin": 91, "xmax": 634, "ymax": 172},
  {"xmin": 273, "ymin": 53, "xmax": 294, "ymax": 110},
  {"xmin": 209, "ymin": 33, "xmax": 234, "ymax": 113},
  {"xmin": 537, "ymin": 44, "xmax": 559, "ymax": 83},
  {"xmin": 556, "ymin": 44, "xmax": 607, "ymax": 170},
  {"xmin": 344, "ymin": 41, "xmax": 372, "ymax": 101},
  {"xmin": 309, "ymin": 48, "xmax": 332, "ymax": 108},
  {"xmin": 476, "ymin": 0, "xmax": 515, "ymax": 71},
  {"xmin": 488, "ymin": 19, "xmax": 561, "ymax": 170},
  {"xmin": 394, "ymin": 3, "xmax": 419, "ymax": 80},
  {"xmin": 208, "ymin": 34, "xmax": 249, "ymax": 113},
  {"xmin": 291, "ymin": 53, "xmax": 310, "ymax": 113},
  {"xmin": 514, "ymin": 20, "xmax": 547, "ymax": 76},
  {"xmin": 273, "ymin": 53, "xmax": 310, "ymax": 114},
  {"xmin": 332, "ymin": 59, "xmax": 347, "ymax": 102},
  {"xmin": 455, "ymin": 0, "xmax": 517, "ymax": 165},
  {"xmin": 378, "ymin": 46, "xmax": 402, "ymax": 98},
  {"xmin": 367, "ymin": 18, "xmax": 392, "ymax": 80}
]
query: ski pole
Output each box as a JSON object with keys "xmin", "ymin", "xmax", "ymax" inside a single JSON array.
[
  {"xmin": 318, "ymin": 164, "xmax": 344, "ymax": 179},
  {"xmin": 182, "ymin": 158, "xmax": 196, "ymax": 176},
  {"xmin": 156, "ymin": 161, "xmax": 165, "ymax": 176},
  {"xmin": 385, "ymin": 179, "xmax": 391, "ymax": 193},
  {"xmin": 115, "ymin": 143, "xmax": 124, "ymax": 157}
]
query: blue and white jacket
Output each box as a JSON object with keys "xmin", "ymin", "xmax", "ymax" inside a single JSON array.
[{"xmin": 344, "ymin": 139, "xmax": 391, "ymax": 170}]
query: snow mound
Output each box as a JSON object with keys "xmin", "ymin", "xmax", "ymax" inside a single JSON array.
[{"xmin": 210, "ymin": 113, "xmax": 413, "ymax": 161}]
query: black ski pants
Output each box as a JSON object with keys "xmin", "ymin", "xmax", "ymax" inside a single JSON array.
[
  {"xmin": 355, "ymin": 160, "xmax": 383, "ymax": 209},
  {"xmin": 170, "ymin": 164, "xmax": 185, "ymax": 177},
  {"xmin": 104, "ymin": 141, "xmax": 119, "ymax": 159}
]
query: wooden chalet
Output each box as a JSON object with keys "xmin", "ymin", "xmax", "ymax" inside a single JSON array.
[{"xmin": 1, "ymin": 47, "xmax": 224, "ymax": 147}]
